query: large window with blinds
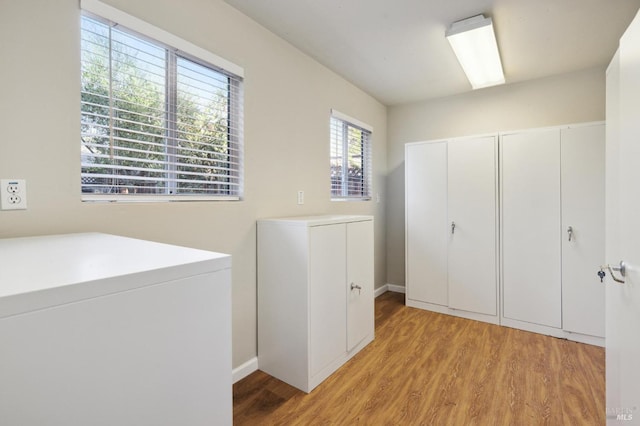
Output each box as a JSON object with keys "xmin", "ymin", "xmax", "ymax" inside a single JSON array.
[
  {"xmin": 330, "ymin": 110, "xmax": 372, "ymax": 200},
  {"xmin": 80, "ymin": 3, "xmax": 243, "ymax": 200}
]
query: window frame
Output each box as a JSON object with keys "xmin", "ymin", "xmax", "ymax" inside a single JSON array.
[
  {"xmin": 330, "ymin": 109, "xmax": 373, "ymax": 201},
  {"xmin": 80, "ymin": 0, "xmax": 244, "ymax": 202}
]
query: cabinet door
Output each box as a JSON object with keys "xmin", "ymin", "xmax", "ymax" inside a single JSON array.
[
  {"xmin": 0, "ymin": 272, "xmax": 231, "ymax": 425},
  {"xmin": 561, "ymin": 125, "xmax": 605, "ymax": 337},
  {"xmin": 309, "ymin": 224, "xmax": 347, "ymax": 377},
  {"xmin": 502, "ymin": 130, "xmax": 562, "ymax": 328},
  {"xmin": 448, "ymin": 136, "xmax": 497, "ymax": 315},
  {"xmin": 405, "ymin": 141, "xmax": 448, "ymax": 306},
  {"xmin": 346, "ymin": 220, "xmax": 374, "ymax": 351}
]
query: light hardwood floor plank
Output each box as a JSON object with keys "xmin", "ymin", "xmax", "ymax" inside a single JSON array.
[{"xmin": 234, "ymin": 292, "xmax": 605, "ymax": 425}]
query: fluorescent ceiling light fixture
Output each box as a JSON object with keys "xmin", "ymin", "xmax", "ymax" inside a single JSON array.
[{"xmin": 446, "ymin": 15, "xmax": 505, "ymax": 90}]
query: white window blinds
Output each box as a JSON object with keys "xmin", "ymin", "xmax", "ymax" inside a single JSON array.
[
  {"xmin": 80, "ymin": 1, "xmax": 243, "ymax": 200},
  {"xmin": 330, "ymin": 110, "xmax": 372, "ymax": 200}
]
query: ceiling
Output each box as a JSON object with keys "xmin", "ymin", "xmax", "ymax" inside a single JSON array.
[{"xmin": 223, "ymin": 0, "xmax": 640, "ymax": 105}]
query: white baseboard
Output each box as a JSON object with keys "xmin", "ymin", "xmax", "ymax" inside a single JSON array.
[
  {"xmin": 374, "ymin": 283, "xmax": 406, "ymax": 298},
  {"xmin": 387, "ymin": 284, "xmax": 406, "ymax": 294},
  {"xmin": 232, "ymin": 356, "xmax": 258, "ymax": 384}
]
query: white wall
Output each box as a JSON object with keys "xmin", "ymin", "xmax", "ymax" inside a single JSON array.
[
  {"xmin": 0, "ymin": 0, "xmax": 387, "ymax": 369},
  {"xmin": 386, "ymin": 67, "xmax": 605, "ymax": 287}
]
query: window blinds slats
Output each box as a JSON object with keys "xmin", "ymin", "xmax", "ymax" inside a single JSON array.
[
  {"xmin": 80, "ymin": 12, "xmax": 243, "ymax": 198},
  {"xmin": 81, "ymin": 169, "xmax": 241, "ymax": 185},
  {"xmin": 81, "ymin": 149, "xmax": 242, "ymax": 171},
  {"xmin": 330, "ymin": 113, "xmax": 372, "ymax": 200},
  {"xmin": 81, "ymin": 104, "xmax": 244, "ymax": 140}
]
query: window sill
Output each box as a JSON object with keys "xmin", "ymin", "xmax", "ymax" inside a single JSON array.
[
  {"xmin": 331, "ymin": 197, "xmax": 371, "ymax": 202},
  {"xmin": 81, "ymin": 194, "xmax": 241, "ymax": 203}
]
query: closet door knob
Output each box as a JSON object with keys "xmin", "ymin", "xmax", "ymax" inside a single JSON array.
[
  {"xmin": 599, "ymin": 261, "xmax": 626, "ymax": 284},
  {"xmin": 451, "ymin": 221, "xmax": 456, "ymax": 234},
  {"xmin": 567, "ymin": 226, "xmax": 573, "ymax": 241}
]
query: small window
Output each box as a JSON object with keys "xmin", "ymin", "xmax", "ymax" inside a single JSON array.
[
  {"xmin": 80, "ymin": 4, "xmax": 243, "ymax": 201},
  {"xmin": 330, "ymin": 110, "xmax": 372, "ymax": 200}
]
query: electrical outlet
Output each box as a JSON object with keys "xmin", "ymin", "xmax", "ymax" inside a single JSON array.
[
  {"xmin": 1, "ymin": 179, "xmax": 27, "ymax": 210},
  {"xmin": 297, "ymin": 190, "xmax": 304, "ymax": 205}
]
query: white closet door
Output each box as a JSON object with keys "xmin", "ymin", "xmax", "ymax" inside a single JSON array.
[
  {"xmin": 561, "ymin": 125, "xmax": 605, "ymax": 337},
  {"xmin": 346, "ymin": 220, "xmax": 374, "ymax": 351},
  {"xmin": 502, "ymin": 130, "xmax": 562, "ymax": 328},
  {"xmin": 309, "ymin": 224, "xmax": 347, "ymax": 376},
  {"xmin": 447, "ymin": 136, "xmax": 497, "ymax": 315},
  {"xmin": 405, "ymin": 141, "xmax": 448, "ymax": 306}
]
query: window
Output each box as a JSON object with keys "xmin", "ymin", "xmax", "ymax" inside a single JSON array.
[
  {"xmin": 330, "ymin": 110, "xmax": 372, "ymax": 200},
  {"xmin": 80, "ymin": 1, "xmax": 243, "ymax": 200}
]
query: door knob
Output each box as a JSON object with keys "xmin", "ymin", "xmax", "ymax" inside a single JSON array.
[
  {"xmin": 451, "ymin": 221, "xmax": 456, "ymax": 234},
  {"xmin": 567, "ymin": 226, "xmax": 573, "ymax": 241},
  {"xmin": 599, "ymin": 261, "xmax": 626, "ymax": 284}
]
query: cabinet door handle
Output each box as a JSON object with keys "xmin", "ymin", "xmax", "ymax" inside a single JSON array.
[
  {"xmin": 567, "ymin": 226, "xmax": 573, "ymax": 241},
  {"xmin": 350, "ymin": 282, "xmax": 362, "ymax": 294},
  {"xmin": 451, "ymin": 221, "xmax": 456, "ymax": 234}
]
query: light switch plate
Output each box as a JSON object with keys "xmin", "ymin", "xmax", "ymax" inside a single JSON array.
[{"xmin": 1, "ymin": 179, "xmax": 27, "ymax": 210}]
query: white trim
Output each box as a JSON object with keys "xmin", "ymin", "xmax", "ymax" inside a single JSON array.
[
  {"xmin": 232, "ymin": 357, "xmax": 258, "ymax": 384},
  {"xmin": 82, "ymin": 194, "xmax": 241, "ymax": 203},
  {"xmin": 374, "ymin": 285, "xmax": 387, "ymax": 298},
  {"xmin": 81, "ymin": 0, "xmax": 244, "ymax": 78},
  {"xmin": 387, "ymin": 284, "xmax": 406, "ymax": 294},
  {"xmin": 374, "ymin": 283, "xmax": 406, "ymax": 298},
  {"xmin": 498, "ymin": 120, "xmax": 605, "ymax": 138},
  {"xmin": 330, "ymin": 109, "xmax": 373, "ymax": 133},
  {"xmin": 500, "ymin": 318, "xmax": 605, "ymax": 347},
  {"xmin": 406, "ymin": 299, "xmax": 500, "ymax": 326}
]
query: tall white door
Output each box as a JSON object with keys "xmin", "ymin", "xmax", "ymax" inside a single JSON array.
[
  {"xmin": 560, "ymin": 125, "xmax": 605, "ymax": 337},
  {"xmin": 405, "ymin": 141, "xmax": 448, "ymax": 306},
  {"xmin": 606, "ymin": 10, "xmax": 640, "ymax": 422},
  {"xmin": 501, "ymin": 129, "xmax": 562, "ymax": 328},
  {"xmin": 346, "ymin": 220, "xmax": 374, "ymax": 351},
  {"xmin": 605, "ymin": 49, "xmax": 622, "ymax": 419},
  {"xmin": 447, "ymin": 136, "xmax": 497, "ymax": 315}
]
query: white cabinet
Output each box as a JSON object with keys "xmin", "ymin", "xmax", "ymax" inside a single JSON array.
[
  {"xmin": 501, "ymin": 124, "xmax": 605, "ymax": 341},
  {"xmin": 257, "ymin": 215, "xmax": 374, "ymax": 393},
  {"xmin": 405, "ymin": 135, "xmax": 498, "ymax": 323},
  {"xmin": 405, "ymin": 124, "xmax": 605, "ymax": 345},
  {"xmin": 0, "ymin": 233, "xmax": 232, "ymax": 426}
]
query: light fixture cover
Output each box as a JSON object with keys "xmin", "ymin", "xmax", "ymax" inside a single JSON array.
[{"xmin": 446, "ymin": 15, "xmax": 505, "ymax": 90}]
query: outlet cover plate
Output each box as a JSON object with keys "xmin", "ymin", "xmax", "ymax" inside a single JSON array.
[{"xmin": 1, "ymin": 179, "xmax": 27, "ymax": 210}]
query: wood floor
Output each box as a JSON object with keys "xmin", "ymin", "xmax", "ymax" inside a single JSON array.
[{"xmin": 233, "ymin": 292, "xmax": 605, "ymax": 425}]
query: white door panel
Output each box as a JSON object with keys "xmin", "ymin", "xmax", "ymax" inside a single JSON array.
[
  {"xmin": 605, "ymin": 49, "xmax": 622, "ymax": 417},
  {"xmin": 448, "ymin": 136, "xmax": 497, "ymax": 315},
  {"xmin": 405, "ymin": 141, "xmax": 448, "ymax": 306},
  {"xmin": 346, "ymin": 220, "xmax": 374, "ymax": 351},
  {"xmin": 309, "ymin": 224, "xmax": 347, "ymax": 377},
  {"xmin": 561, "ymin": 125, "xmax": 605, "ymax": 337},
  {"xmin": 606, "ymin": 9, "xmax": 640, "ymax": 422},
  {"xmin": 502, "ymin": 130, "xmax": 562, "ymax": 328}
]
